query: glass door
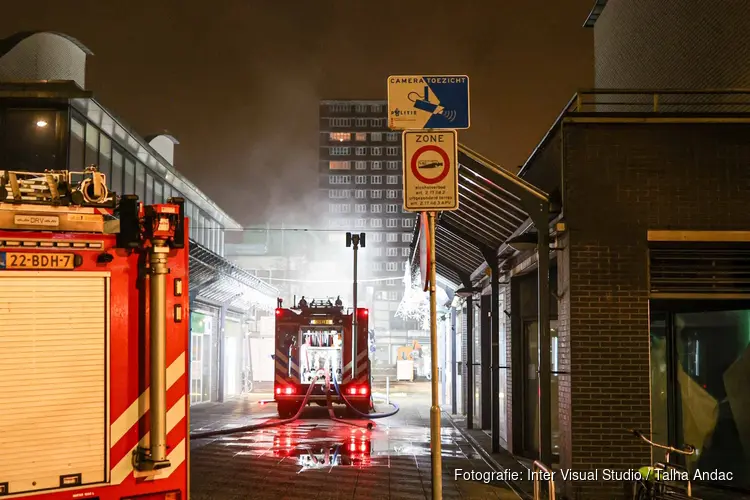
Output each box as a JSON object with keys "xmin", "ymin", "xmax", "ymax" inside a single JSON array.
[
  {"xmin": 522, "ymin": 320, "xmax": 560, "ymax": 459},
  {"xmin": 650, "ymin": 305, "xmax": 750, "ymax": 491}
]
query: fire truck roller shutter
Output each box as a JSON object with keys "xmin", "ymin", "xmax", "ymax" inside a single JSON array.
[{"xmin": 0, "ymin": 272, "xmax": 108, "ymax": 495}]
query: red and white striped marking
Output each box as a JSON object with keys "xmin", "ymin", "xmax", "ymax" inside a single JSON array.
[{"xmin": 110, "ymin": 352, "xmax": 186, "ymax": 484}]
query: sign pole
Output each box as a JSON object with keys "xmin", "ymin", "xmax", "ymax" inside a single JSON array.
[{"xmin": 427, "ymin": 211, "xmax": 442, "ymax": 500}]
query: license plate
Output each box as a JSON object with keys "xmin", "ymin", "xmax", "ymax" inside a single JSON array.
[{"xmin": 0, "ymin": 252, "xmax": 75, "ymax": 270}]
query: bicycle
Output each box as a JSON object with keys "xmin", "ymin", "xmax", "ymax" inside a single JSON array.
[{"xmin": 628, "ymin": 429, "xmax": 699, "ymax": 500}]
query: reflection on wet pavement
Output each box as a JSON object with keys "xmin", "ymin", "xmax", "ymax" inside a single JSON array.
[{"xmin": 190, "ymin": 392, "xmax": 520, "ymax": 500}]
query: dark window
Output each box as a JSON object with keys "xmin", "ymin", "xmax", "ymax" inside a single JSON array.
[
  {"xmin": 84, "ymin": 122, "xmax": 99, "ymax": 169},
  {"xmin": 98, "ymin": 134, "xmax": 112, "ymax": 180},
  {"xmin": 0, "ymin": 109, "xmax": 64, "ymax": 172},
  {"xmin": 68, "ymin": 117, "xmax": 85, "ymax": 171},
  {"xmin": 154, "ymin": 179, "xmax": 163, "ymax": 204},
  {"xmin": 124, "ymin": 157, "xmax": 135, "ymax": 194},
  {"xmin": 135, "ymin": 162, "xmax": 146, "ymax": 200},
  {"xmin": 111, "ymin": 148, "xmax": 123, "ymax": 194},
  {"xmin": 145, "ymin": 172, "xmax": 153, "ymax": 205}
]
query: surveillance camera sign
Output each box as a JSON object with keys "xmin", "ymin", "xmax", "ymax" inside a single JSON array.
[
  {"xmin": 387, "ymin": 75, "xmax": 470, "ymax": 130},
  {"xmin": 402, "ymin": 130, "xmax": 458, "ymax": 211}
]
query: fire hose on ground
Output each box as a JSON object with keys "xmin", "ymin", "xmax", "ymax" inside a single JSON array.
[
  {"xmin": 325, "ymin": 371, "xmax": 374, "ymax": 430},
  {"xmin": 332, "ymin": 373, "xmax": 399, "ymax": 419},
  {"xmin": 190, "ymin": 373, "xmax": 322, "ymax": 439}
]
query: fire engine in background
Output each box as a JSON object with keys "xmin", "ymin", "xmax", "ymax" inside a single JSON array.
[
  {"xmin": 274, "ymin": 297, "xmax": 371, "ymax": 418},
  {"xmin": 0, "ymin": 168, "xmax": 189, "ymax": 500}
]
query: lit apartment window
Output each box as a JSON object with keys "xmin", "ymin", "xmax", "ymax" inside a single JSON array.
[
  {"xmin": 372, "ymin": 232, "xmax": 383, "ymax": 242},
  {"xmin": 329, "ymin": 103, "xmax": 350, "ymax": 113},
  {"xmin": 331, "ymin": 118, "xmax": 351, "ymax": 127},
  {"xmin": 401, "ymin": 233, "xmax": 412, "ymax": 242},
  {"xmin": 386, "ymin": 219, "xmax": 398, "ymax": 228},
  {"xmin": 372, "ymin": 161, "xmax": 382, "ymax": 170},
  {"xmin": 328, "ymin": 203, "xmax": 351, "ymax": 213},
  {"xmin": 386, "ymin": 204, "xmax": 398, "ymax": 213},
  {"xmin": 371, "ymin": 189, "xmax": 382, "ymax": 198},
  {"xmin": 386, "ymin": 147, "xmax": 399, "ymax": 156},
  {"xmin": 372, "ymin": 247, "xmax": 383, "ymax": 257},
  {"xmin": 355, "ymin": 161, "xmax": 367, "ymax": 170},
  {"xmin": 355, "ymin": 189, "xmax": 366, "ymax": 199},
  {"xmin": 371, "ymin": 118, "xmax": 384, "ymax": 127},
  {"xmin": 371, "ymin": 204, "xmax": 382, "ymax": 213},
  {"xmin": 371, "ymin": 132, "xmax": 382, "ymax": 141},
  {"xmin": 355, "ymin": 132, "xmax": 367, "ymax": 141},
  {"xmin": 386, "ymin": 132, "xmax": 399, "ymax": 141},
  {"xmin": 386, "ymin": 190, "xmax": 398, "ymax": 199},
  {"xmin": 330, "ymin": 175, "xmax": 351, "ymax": 184},
  {"xmin": 355, "ymin": 204, "xmax": 367, "ymax": 213},
  {"xmin": 355, "ymin": 104, "xmax": 368, "ymax": 113},
  {"xmin": 386, "ymin": 279, "xmax": 396, "ymax": 286},
  {"xmin": 402, "ymin": 218, "xmax": 413, "ymax": 228},
  {"xmin": 331, "ymin": 147, "xmax": 350, "ymax": 156},
  {"xmin": 387, "ymin": 232, "xmax": 399, "ymax": 242},
  {"xmin": 388, "ymin": 291, "xmax": 400, "ymax": 301},
  {"xmin": 329, "ymin": 161, "xmax": 350, "ymax": 170},
  {"xmin": 355, "ymin": 175, "xmax": 367, "ymax": 184},
  {"xmin": 355, "ymin": 219, "xmax": 367, "ymax": 228},
  {"xmin": 372, "ymin": 262, "xmax": 383, "ymax": 272},
  {"xmin": 386, "ymin": 175, "xmax": 398, "ymax": 185},
  {"xmin": 328, "ymin": 189, "xmax": 351, "ymax": 199},
  {"xmin": 387, "ymin": 248, "xmax": 398, "ymax": 257},
  {"xmin": 402, "ymin": 247, "xmax": 410, "ymax": 257},
  {"xmin": 401, "ymin": 261, "xmax": 408, "ymax": 271},
  {"xmin": 387, "ymin": 161, "xmax": 399, "ymax": 170},
  {"xmin": 356, "ymin": 118, "xmax": 367, "ymax": 127},
  {"xmin": 372, "ymin": 175, "xmax": 382, "ymax": 184},
  {"xmin": 371, "ymin": 219, "xmax": 383, "ymax": 228},
  {"xmin": 371, "ymin": 147, "xmax": 382, "ymax": 155},
  {"xmin": 386, "ymin": 262, "xmax": 398, "ymax": 271},
  {"xmin": 371, "ymin": 104, "xmax": 383, "ymax": 113},
  {"xmin": 330, "ymin": 132, "xmax": 350, "ymax": 142},
  {"xmin": 355, "ymin": 147, "xmax": 367, "ymax": 156}
]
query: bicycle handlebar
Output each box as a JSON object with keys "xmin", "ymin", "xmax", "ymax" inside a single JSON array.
[{"xmin": 627, "ymin": 429, "xmax": 696, "ymax": 455}]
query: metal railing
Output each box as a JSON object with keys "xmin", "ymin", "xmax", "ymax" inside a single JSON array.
[
  {"xmin": 570, "ymin": 88, "xmax": 750, "ymax": 113},
  {"xmin": 532, "ymin": 460, "xmax": 556, "ymax": 500}
]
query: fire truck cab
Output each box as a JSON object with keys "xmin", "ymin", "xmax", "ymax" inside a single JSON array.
[
  {"xmin": 0, "ymin": 168, "xmax": 189, "ymax": 500},
  {"xmin": 274, "ymin": 298, "xmax": 371, "ymax": 418}
]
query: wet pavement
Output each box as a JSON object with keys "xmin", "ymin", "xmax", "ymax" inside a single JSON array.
[{"xmin": 189, "ymin": 383, "xmax": 520, "ymax": 499}]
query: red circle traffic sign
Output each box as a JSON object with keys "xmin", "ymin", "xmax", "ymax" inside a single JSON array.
[{"xmin": 411, "ymin": 145, "xmax": 450, "ymax": 184}]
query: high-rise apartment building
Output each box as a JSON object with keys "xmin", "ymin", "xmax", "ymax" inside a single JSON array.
[{"xmin": 319, "ymin": 100, "xmax": 420, "ymax": 357}]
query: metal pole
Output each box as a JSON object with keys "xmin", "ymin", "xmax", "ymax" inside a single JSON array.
[
  {"xmin": 386, "ymin": 376, "xmax": 390, "ymax": 405},
  {"xmin": 149, "ymin": 241, "xmax": 170, "ymax": 466},
  {"xmin": 352, "ymin": 239, "xmax": 358, "ymax": 380},
  {"xmin": 428, "ymin": 212, "xmax": 442, "ymax": 500},
  {"xmin": 490, "ymin": 265, "xmax": 500, "ymax": 453},
  {"xmin": 537, "ymin": 228, "xmax": 552, "ymax": 467}
]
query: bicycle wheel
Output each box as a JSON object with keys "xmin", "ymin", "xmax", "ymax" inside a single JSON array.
[{"xmin": 633, "ymin": 481, "xmax": 650, "ymax": 500}]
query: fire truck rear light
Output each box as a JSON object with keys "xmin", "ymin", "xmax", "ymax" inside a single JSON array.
[
  {"xmin": 359, "ymin": 387, "xmax": 368, "ymax": 395},
  {"xmin": 276, "ymin": 308, "xmax": 282, "ymax": 316},
  {"xmin": 348, "ymin": 387, "xmax": 357, "ymax": 395},
  {"xmin": 275, "ymin": 387, "xmax": 281, "ymax": 395},
  {"xmin": 349, "ymin": 443, "xmax": 356, "ymax": 451},
  {"xmin": 360, "ymin": 443, "xmax": 367, "ymax": 452}
]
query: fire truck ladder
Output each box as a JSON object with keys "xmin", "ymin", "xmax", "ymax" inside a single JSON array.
[{"xmin": 0, "ymin": 166, "xmax": 115, "ymax": 206}]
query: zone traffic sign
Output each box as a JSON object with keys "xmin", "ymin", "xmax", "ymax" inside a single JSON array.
[
  {"xmin": 402, "ymin": 130, "xmax": 459, "ymax": 211},
  {"xmin": 387, "ymin": 75, "xmax": 470, "ymax": 130}
]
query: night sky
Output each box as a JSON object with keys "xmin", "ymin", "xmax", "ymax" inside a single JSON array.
[{"xmin": 2, "ymin": 1, "xmax": 594, "ymax": 226}]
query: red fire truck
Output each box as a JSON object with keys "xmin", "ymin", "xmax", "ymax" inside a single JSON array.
[
  {"xmin": 274, "ymin": 298, "xmax": 371, "ymax": 417},
  {"xmin": 0, "ymin": 169, "xmax": 189, "ymax": 500}
]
